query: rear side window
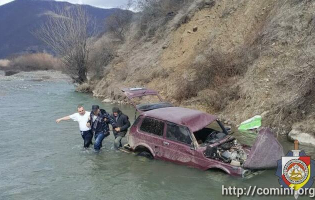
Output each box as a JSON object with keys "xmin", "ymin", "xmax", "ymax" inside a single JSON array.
[
  {"xmin": 140, "ymin": 117, "xmax": 164, "ymax": 136},
  {"xmin": 166, "ymin": 123, "xmax": 192, "ymax": 145}
]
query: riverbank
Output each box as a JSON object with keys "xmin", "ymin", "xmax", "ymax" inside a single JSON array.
[
  {"xmin": 5, "ymin": 69, "xmax": 313, "ymax": 147},
  {"xmin": 0, "ymin": 70, "xmax": 70, "ymax": 82}
]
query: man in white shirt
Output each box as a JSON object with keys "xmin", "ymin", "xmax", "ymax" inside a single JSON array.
[{"xmin": 56, "ymin": 105, "xmax": 93, "ymax": 148}]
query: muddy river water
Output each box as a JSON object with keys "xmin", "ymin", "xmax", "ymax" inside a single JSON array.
[{"xmin": 0, "ymin": 71, "xmax": 314, "ymax": 200}]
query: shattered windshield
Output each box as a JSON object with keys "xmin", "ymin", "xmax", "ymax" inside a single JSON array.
[{"xmin": 194, "ymin": 121, "xmax": 226, "ymax": 145}]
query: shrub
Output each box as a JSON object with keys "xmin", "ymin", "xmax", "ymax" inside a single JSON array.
[
  {"xmin": 0, "ymin": 59, "xmax": 10, "ymax": 68},
  {"xmin": 135, "ymin": 0, "xmax": 194, "ymax": 38},
  {"xmin": 75, "ymin": 82, "xmax": 94, "ymax": 93},
  {"xmin": 172, "ymin": 47, "xmax": 251, "ymax": 102},
  {"xmin": 105, "ymin": 10, "xmax": 134, "ymax": 41},
  {"xmin": 87, "ymin": 36, "xmax": 116, "ymax": 79},
  {"xmin": 9, "ymin": 53, "xmax": 62, "ymax": 71}
]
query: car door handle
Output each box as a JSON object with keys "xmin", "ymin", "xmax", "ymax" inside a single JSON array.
[{"xmin": 163, "ymin": 141, "xmax": 169, "ymax": 146}]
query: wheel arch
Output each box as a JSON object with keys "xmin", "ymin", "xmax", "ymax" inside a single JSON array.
[
  {"xmin": 206, "ymin": 165, "xmax": 231, "ymax": 175},
  {"xmin": 134, "ymin": 144, "xmax": 155, "ymax": 157}
]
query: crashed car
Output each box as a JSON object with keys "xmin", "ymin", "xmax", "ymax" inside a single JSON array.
[{"xmin": 122, "ymin": 88, "xmax": 284, "ymax": 177}]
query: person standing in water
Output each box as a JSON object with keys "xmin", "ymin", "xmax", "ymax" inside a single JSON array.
[
  {"xmin": 87, "ymin": 105, "xmax": 116, "ymax": 151},
  {"xmin": 56, "ymin": 105, "xmax": 93, "ymax": 148},
  {"xmin": 111, "ymin": 107, "xmax": 130, "ymax": 149}
]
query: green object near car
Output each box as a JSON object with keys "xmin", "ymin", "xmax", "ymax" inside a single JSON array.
[{"xmin": 238, "ymin": 115, "xmax": 262, "ymax": 131}]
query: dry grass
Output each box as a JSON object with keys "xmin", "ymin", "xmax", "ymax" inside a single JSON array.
[
  {"xmin": 76, "ymin": 82, "xmax": 94, "ymax": 93},
  {"xmin": 8, "ymin": 53, "xmax": 62, "ymax": 71},
  {"xmin": 91, "ymin": 0, "xmax": 315, "ymax": 135},
  {"xmin": 0, "ymin": 59, "xmax": 10, "ymax": 68},
  {"xmin": 231, "ymin": 0, "xmax": 315, "ymax": 133},
  {"xmin": 135, "ymin": 0, "xmax": 194, "ymax": 39},
  {"xmin": 172, "ymin": 47, "xmax": 252, "ymax": 102}
]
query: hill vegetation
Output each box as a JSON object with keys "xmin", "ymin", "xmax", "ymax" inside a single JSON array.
[{"xmin": 86, "ymin": 0, "xmax": 315, "ymax": 137}]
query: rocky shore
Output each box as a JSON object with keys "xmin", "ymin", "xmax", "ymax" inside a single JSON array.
[{"xmin": 0, "ymin": 70, "xmax": 70, "ymax": 82}]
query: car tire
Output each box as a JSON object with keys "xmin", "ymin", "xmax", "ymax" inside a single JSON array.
[{"xmin": 137, "ymin": 151, "xmax": 154, "ymax": 159}]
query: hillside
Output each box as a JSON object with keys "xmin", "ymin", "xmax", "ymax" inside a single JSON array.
[
  {"xmin": 89, "ymin": 0, "xmax": 315, "ymax": 142},
  {"xmin": 0, "ymin": 0, "xmax": 120, "ymax": 58}
]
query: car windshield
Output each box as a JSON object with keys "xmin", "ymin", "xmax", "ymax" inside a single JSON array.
[
  {"xmin": 193, "ymin": 121, "xmax": 226, "ymax": 145},
  {"xmin": 132, "ymin": 95, "xmax": 173, "ymax": 112}
]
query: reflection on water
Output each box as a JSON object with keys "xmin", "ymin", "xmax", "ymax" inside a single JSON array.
[{"xmin": 0, "ymin": 71, "xmax": 314, "ymax": 200}]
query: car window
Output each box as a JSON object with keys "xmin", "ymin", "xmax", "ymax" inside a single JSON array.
[
  {"xmin": 166, "ymin": 123, "xmax": 192, "ymax": 145},
  {"xmin": 133, "ymin": 116, "xmax": 142, "ymax": 126},
  {"xmin": 140, "ymin": 117, "xmax": 164, "ymax": 136}
]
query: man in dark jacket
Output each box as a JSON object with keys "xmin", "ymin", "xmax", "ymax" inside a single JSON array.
[
  {"xmin": 87, "ymin": 105, "xmax": 116, "ymax": 151},
  {"xmin": 112, "ymin": 107, "xmax": 130, "ymax": 149}
]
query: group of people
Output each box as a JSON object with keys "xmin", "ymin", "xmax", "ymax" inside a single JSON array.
[{"xmin": 56, "ymin": 105, "xmax": 130, "ymax": 151}]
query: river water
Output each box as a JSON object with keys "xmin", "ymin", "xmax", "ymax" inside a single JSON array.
[{"xmin": 0, "ymin": 71, "xmax": 314, "ymax": 200}]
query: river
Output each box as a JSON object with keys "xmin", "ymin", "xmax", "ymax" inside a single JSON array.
[{"xmin": 0, "ymin": 71, "xmax": 314, "ymax": 200}]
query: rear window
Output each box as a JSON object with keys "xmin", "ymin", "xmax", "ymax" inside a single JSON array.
[
  {"xmin": 140, "ymin": 117, "xmax": 164, "ymax": 136},
  {"xmin": 166, "ymin": 123, "xmax": 192, "ymax": 145}
]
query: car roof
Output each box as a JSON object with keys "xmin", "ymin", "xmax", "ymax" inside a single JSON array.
[{"xmin": 141, "ymin": 107, "xmax": 218, "ymax": 132}]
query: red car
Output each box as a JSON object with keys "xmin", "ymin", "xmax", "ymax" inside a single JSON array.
[{"xmin": 122, "ymin": 88, "xmax": 284, "ymax": 177}]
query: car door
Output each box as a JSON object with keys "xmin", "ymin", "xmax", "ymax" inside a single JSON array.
[
  {"xmin": 138, "ymin": 117, "xmax": 165, "ymax": 158},
  {"xmin": 159, "ymin": 122, "xmax": 196, "ymax": 166}
]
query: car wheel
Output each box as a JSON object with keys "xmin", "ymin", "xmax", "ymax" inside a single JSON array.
[{"xmin": 137, "ymin": 151, "xmax": 154, "ymax": 159}]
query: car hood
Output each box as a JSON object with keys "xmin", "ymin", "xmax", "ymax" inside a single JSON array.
[{"xmin": 244, "ymin": 128, "xmax": 284, "ymax": 169}]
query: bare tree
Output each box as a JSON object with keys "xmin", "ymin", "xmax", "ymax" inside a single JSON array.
[
  {"xmin": 105, "ymin": 4, "xmax": 133, "ymax": 41},
  {"xmin": 88, "ymin": 36, "xmax": 116, "ymax": 79},
  {"xmin": 134, "ymin": 0, "xmax": 193, "ymax": 37},
  {"xmin": 34, "ymin": 6, "xmax": 94, "ymax": 83},
  {"xmin": 136, "ymin": 0, "xmax": 189, "ymax": 17}
]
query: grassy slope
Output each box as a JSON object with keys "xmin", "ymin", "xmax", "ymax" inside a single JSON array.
[{"xmin": 93, "ymin": 0, "xmax": 315, "ymax": 135}]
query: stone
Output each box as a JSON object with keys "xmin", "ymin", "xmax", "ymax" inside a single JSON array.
[
  {"xmin": 204, "ymin": 0, "xmax": 215, "ymax": 7},
  {"xmin": 102, "ymin": 98, "xmax": 112, "ymax": 103},
  {"xmin": 288, "ymin": 129, "xmax": 315, "ymax": 147},
  {"xmin": 193, "ymin": 26, "xmax": 198, "ymax": 32}
]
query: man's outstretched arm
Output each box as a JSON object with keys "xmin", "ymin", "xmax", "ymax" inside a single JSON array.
[{"xmin": 56, "ymin": 116, "xmax": 71, "ymax": 123}]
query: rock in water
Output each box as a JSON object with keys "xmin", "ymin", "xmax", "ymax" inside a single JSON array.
[
  {"xmin": 102, "ymin": 98, "xmax": 112, "ymax": 103},
  {"xmin": 288, "ymin": 129, "xmax": 315, "ymax": 147}
]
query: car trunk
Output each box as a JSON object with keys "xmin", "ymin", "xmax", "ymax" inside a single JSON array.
[{"xmin": 122, "ymin": 88, "xmax": 173, "ymax": 113}]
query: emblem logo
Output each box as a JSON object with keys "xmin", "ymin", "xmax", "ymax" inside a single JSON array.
[{"xmin": 276, "ymin": 140, "xmax": 315, "ymax": 199}]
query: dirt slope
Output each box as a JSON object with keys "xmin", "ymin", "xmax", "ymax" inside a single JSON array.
[{"xmin": 93, "ymin": 0, "xmax": 315, "ymax": 136}]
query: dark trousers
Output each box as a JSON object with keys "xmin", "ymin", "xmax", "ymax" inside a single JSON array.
[
  {"xmin": 114, "ymin": 132, "xmax": 125, "ymax": 149},
  {"xmin": 81, "ymin": 130, "xmax": 93, "ymax": 148},
  {"xmin": 94, "ymin": 132, "xmax": 109, "ymax": 151}
]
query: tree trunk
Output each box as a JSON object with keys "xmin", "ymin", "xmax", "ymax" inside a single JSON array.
[{"xmin": 77, "ymin": 63, "xmax": 87, "ymax": 84}]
